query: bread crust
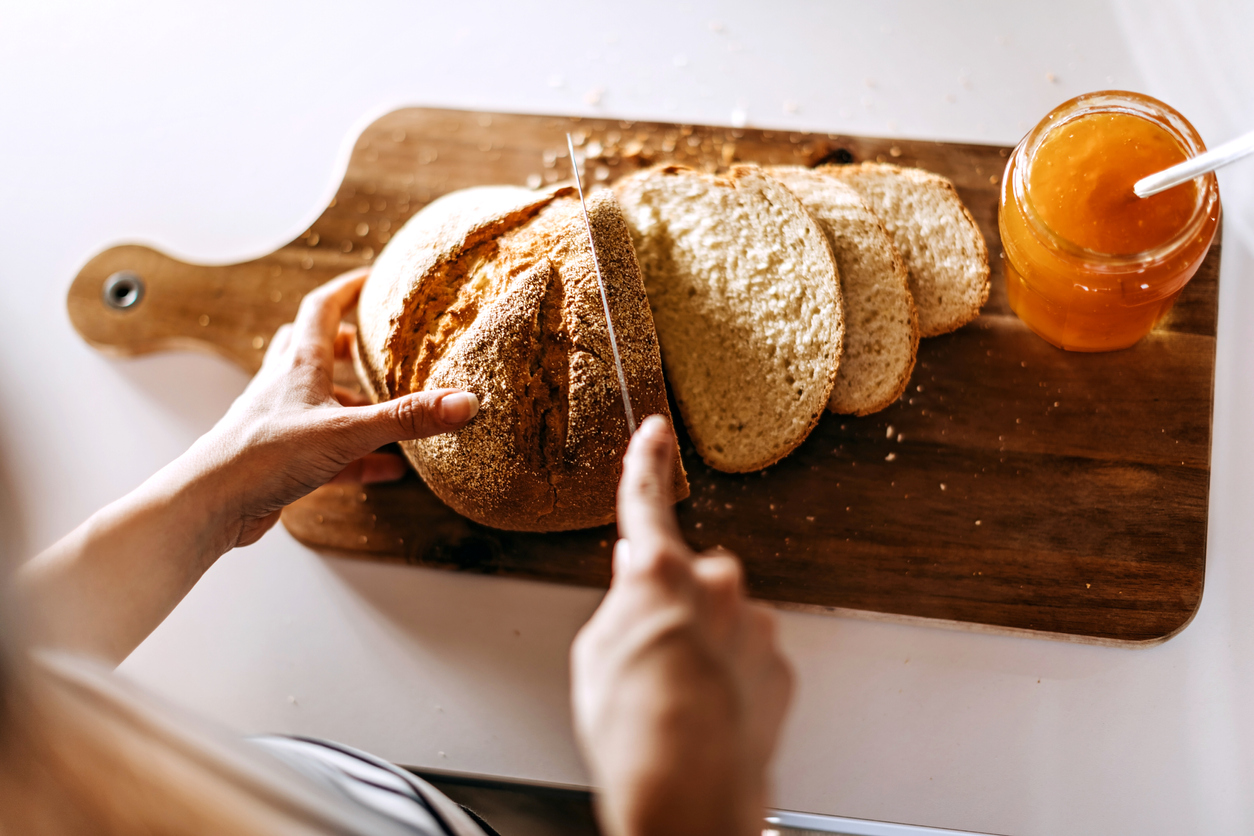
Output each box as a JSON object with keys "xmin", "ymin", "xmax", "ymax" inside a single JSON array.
[
  {"xmin": 356, "ymin": 185, "xmax": 687, "ymax": 531},
  {"xmin": 821, "ymin": 162, "xmax": 990, "ymax": 337}
]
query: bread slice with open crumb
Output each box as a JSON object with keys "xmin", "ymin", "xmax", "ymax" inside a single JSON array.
[
  {"xmin": 821, "ymin": 162, "xmax": 989, "ymax": 337},
  {"xmin": 771, "ymin": 166, "xmax": 918, "ymax": 415},
  {"xmin": 614, "ymin": 164, "xmax": 843, "ymax": 472}
]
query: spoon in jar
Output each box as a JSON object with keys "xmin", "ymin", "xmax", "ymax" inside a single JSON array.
[{"xmin": 1134, "ymin": 127, "xmax": 1254, "ymax": 197}]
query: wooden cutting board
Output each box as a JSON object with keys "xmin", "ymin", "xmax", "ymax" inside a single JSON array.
[{"xmin": 67, "ymin": 107, "xmax": 1220, "ymax": 646}]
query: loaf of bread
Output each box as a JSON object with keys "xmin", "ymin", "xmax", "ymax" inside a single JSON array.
[
  {"xmin": 771, "ymin": 166, "xmax": 919, "ymax": 416},
  {"xmin": 614, "ymin": 164, "xmax": 844, "ymax": 472},
  {"xmin": 355, "ymin": 184, "xmax": 688, "ymax": 532},
  {"xmin": 821, "ymin": 162, "xmax": 989, "ymax": 337}
]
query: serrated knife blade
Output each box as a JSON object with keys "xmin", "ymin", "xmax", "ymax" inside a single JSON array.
[{"xmin": 566, "ymin": 132, "xmax": 637, "ymax": 436}]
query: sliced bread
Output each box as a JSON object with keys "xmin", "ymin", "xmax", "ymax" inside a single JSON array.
[
  {"xmin": 614, "ymin": 164, "xmax": 843, "ymax": 473},
  {"xmin": 771, "ymin": 166, "xmax": 919, "ymax": 415},
  {"xmin": 821, "ymin": 162, "xmax": 989, "ymax": 337}
]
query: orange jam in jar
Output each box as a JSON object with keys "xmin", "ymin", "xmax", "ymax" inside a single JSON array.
[{"xmin": 999, "ymin": 91, "xmax": 1220, "ymax": 351}]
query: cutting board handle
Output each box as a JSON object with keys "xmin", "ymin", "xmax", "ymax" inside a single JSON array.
[{"xmin": 67, "ymin": 243, "xmax": 344, "ymax": 373}]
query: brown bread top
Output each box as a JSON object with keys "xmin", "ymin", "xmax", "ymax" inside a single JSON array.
[{"xmin": 356, "ymin": 185, "xmax": 687, "ymax": 532}]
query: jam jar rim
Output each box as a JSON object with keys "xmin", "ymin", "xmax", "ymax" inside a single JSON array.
[{"xmin": 1008, "ymin": 89, "xmax": 1219, "ymax": 273}]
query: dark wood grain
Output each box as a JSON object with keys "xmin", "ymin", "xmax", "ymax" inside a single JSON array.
[{"xmin": 67, "ymin": 107, "xmax": 1219, "ymax": 645}]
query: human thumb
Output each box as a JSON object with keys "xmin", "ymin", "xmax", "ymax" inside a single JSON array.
[{"xmin": 341, "ymin": 388, "xmax": 479, "ymax": 451}]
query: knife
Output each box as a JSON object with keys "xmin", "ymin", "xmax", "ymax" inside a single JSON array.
[{"xmin": 566, "ymin": 132, "xmax": 637, "ymax": 435}]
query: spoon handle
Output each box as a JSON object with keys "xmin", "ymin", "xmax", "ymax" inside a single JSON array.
[{"xmin": 1134, "ymin": 128, "xmax": 1254, "ymax": 198}]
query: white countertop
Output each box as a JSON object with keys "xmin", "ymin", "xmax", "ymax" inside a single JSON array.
[{"xmin": 3, "ymin": 2, "xmax": 1253, "ymax": 833}]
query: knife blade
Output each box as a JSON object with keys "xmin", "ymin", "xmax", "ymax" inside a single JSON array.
[{"xmin": 566, "ymin": 132, "xmax": 637, "ymax": 435}]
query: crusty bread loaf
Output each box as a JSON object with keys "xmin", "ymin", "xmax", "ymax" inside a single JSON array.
[
  {"xmin": 356, "ymin": 184, "xmax": 688, "ymax": 532},
  {"xmin": 821, "ymin": 162, "xmax": 989, "ymax": 337},
  {"xmin": 614, "ymin": 164, "xmax": 843, "ymax": 473},
  {"xmin": 771, "ymin": 166, "xmax": 919, "ymax": 416}
]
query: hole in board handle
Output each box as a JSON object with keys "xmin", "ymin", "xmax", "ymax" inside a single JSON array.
[{"xmin": 102, "ymin": 271, "xmax": 144, "ymax": 310}]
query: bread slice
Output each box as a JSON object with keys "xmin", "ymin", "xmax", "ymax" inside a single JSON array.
[
  {"xmin": 820, "ymin": 162, "xmax": 989, "ymax": 337},
  {"xmin": 614, "ymin": 164, "xmax": 843, "ymax": 472},
  {"xmin": 356, "ymin": 184, "xmax": 688, "ymax": 531},
  {"xmin": 771, "ymin": 166, "xmax": 919, "ymax": 415}
]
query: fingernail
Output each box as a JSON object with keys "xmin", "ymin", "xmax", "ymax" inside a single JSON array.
[
  {"xmin": 639, "ymin": 414, "xmax": 667, "ymax": 437},
  {"xmin": 438, "ymin": 391, "xmax": 479, "ymax": 424},
  {"xmin": 612, "ymin": 539, "xmax": 633, "ymax": 576}
]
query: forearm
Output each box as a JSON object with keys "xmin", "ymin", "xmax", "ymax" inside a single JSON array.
[{"xmin": 14, "ymin": 447, "xmax": 238, "ymax": 664}]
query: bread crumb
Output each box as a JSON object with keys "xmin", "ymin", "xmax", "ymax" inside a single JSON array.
[
  {"xmin": 886, "ymin": 425, "xmax": 895, "ymax": 438},
  {"xmin": 975, "ymin": 520, "xmax": 982, "ymax": 526},
  {"xmin": 885, "ymin": 452, "xmax": 897, "ymax": 461},
  {"xmin": 940, "ymin": 483, "xmax": 946, "ymax": 491},
  {"xmin": 1045, "ymin": 72, "xmax": 1057, "ymax": 83},
  {"xmin": 584, "ymin": 87, "xmax": 604, "ymax": 106}
]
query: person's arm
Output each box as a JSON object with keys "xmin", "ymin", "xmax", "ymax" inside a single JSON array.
[
  {"xmin": 571, "ymin": 416, "xmax": 795, "ymax": 836},
  {"xmin": 15, "ymin": 269, "xmax": 479, "ymax": 664}
]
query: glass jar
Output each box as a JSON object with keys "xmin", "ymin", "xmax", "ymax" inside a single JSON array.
[{"xmin": 998, "ymin": 91, "xmax": 1220, "ymax": 352}]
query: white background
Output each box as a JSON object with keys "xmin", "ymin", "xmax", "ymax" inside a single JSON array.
[{"xmin": 2, "ymin": 1, "xmax": 1253, "ymax": 833}]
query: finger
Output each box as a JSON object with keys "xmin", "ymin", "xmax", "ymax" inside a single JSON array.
[
  {"xmin": 334, "ymin": 388, "xmax": 479, "ymax": 453},
  {"xmin": 333, "ymin": 322, "xmax": 358, "ymax": 361},
  {"xmin": 290, "ymin": 268, "xmax": 370, "ymax": 364},
  {"xmin": 328, "ymin": 452, "xmax": 410, "ymax": 485},
  {"xmin": 692, "ymin": 552, "xmax": 745, "ymax": 642},
  {"xmin": 263, "ymin": 323, "xmax": 294, "ymax": 365},
  {"xmin": 611, "ymin": 538, "xmax": 632, "ymax": 578},
  {"xmin": 334, "ymin": 384, "xmax": 373, "ymax": 407},
  {"xmin": 616, "ymin": 415, "xmax": 687, "ymax": 565}
]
